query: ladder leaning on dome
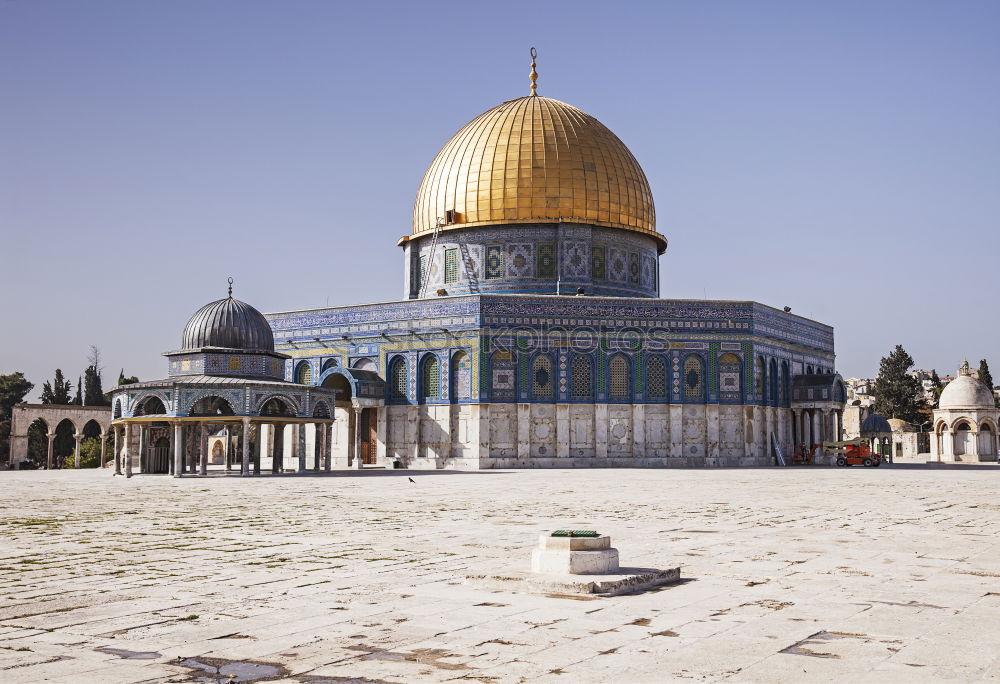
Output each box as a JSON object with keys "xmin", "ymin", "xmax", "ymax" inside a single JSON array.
[{"xmin": 418, "ymin": 216, "xmax": 444, "ymax": 299}]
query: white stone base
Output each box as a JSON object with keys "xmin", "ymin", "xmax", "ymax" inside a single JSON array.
[{"xmin": 530, "ymin": 534, "xmax": 620, "ymax": 574}]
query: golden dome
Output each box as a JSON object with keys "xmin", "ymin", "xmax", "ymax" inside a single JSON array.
[{"xmin": 411, "ymin": 95, "xmax": 664, "ymax": 252}]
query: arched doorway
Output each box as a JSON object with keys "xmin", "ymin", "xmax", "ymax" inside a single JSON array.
[
  {"xmin": 979, "ymin": 423, "xmax": 995, "ymax": 461},
  {"xmin": 953, "ymin": 421, "xmax": 972, "ymax": 457},
  {"xmin": 359, "ymin": 407, "xmax": 377, "ymax": 465}
]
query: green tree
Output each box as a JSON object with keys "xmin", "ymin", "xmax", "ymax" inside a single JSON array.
[
  {"xmin": 62, "ymin": 437, "xmax": 102, "ymax": 469},
  {"xmin": 118, "ymin": 370, "xmax": 139, "ymax": 386},
  {"xmin": 872, "ymin": 345, "xmax": 927, "ymax": 424},
  {"xmin": 929, "ymin": 369, "xmax": 943, "ymax": 402},
  {"xmin": 0, "ymin": 372, "xmax": 35, "ymax": 464},
  {"xmin": 978, "ymin": 359, "xmax": 998, "ymax": 408},
  {"xmin": 40, "ymin": 369, "xmax": 72, "ymax": 405},
  {"xmin": 83, "ymin": 365, "xmax": 109, "ymax": 406},
  {"xmin": 73, "ymin": 377, "xmax": 82, "ymax": 405}
]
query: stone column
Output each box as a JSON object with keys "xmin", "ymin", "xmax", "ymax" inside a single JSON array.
[
  {"xmin": 46, "ymin": 432, "xmax": 55, "ymax": 470},
  {"xmin": 73, "ymin": 433, "xmax": 83, "ymax": 468},
  {"xmin": 112, "ymin": 427, "xmax": 121, "ymax": 475},
  {"xmin": 199, "ymin": 422, "xmax": 208, "ymax": 476},
  {"xmin": 354, "ymin": 409, "xmax": 364, "ymax": 469},
  {"xmin": 790, "ymin": 409, "xmax": 799, "ymax": 447},
  {"xmin": 273, "ymin": 423, "xmax": 284, "ymax": 473},
  {"xmin": 99, "ymin": 433, "xmax": 107, "ymax": 468},
  {"xmin": 325, "ymin": 423, "xmax": 333, "ymax": 471},
  {"xmin": 812, "ymin": 410, "xmax": 821, "ymax": 446},
  {"xmin": 315, "ymin": 423, "xmax": 325, "ymax": 471},
  {"xmin": 241, "ymin": 418, "xmax": 251, "ymax": 476},
  {"xmin": 253, "ymin": 424, "xmax": 262, "ymax": 475},
  {"xmin": 173, "ymin": 422, "xmax": 183, "ymax": 478},
  {"xmin": 298, "ymin": 423, "xmax": 307, "ymax": 473},
  {"xmin": 138, "ymin": 425, "xmax": 148, "ymax": 474},
  {"xmin": 124, "ymin": 423, "xmax": 133, "ymax": 478}
]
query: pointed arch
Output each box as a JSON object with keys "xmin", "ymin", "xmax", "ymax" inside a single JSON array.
[
  {"xmin": 646, "ymin": 354, "xmax": 668, "ymax": 401},
  {"xmin": 296, "ymin": 361, "xmax": 313, "ymax": 385},
  {"xmin": 531, "ymin": 353, "xmax": 554, "ymax": 400},
  {"xmin": 420, "ymin": 354, "xmax": 440, "ymax": 402},
  {"xmin": 571, "ymin": 354, "xmax": 594, "ymax": 400},
  {"xmin": 451, "ymin": 350, "xmax": 472, "ymax": 401},
  {"xmin": 388, "ymin": 356, "xmax": 408, "ymax": 402},
  {"xmin": 683, "ymin": 354, "xmax": 705, "ymax": 403},
  {"xmin": 608, "ymin": 354, "xmax": 632, "ymax": 402}
]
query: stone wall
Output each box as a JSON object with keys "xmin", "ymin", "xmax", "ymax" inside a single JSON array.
[{"xmin": 378, "ymin": 403, "xmax": 790, "ymax": 469}]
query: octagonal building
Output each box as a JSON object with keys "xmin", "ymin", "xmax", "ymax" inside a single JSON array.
[{"xmin": 265, "ymin": 57, "xmax": 846, "ymax": 469}]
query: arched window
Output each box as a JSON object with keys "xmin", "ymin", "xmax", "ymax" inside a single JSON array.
[
  {"xmin": 571, "ymin": 355, "xmax": 593, "ymax": 399},
  {"xmin": 389, "ymin": 358, "xmax": 407, "ymax": 401},
  {"xmin": 532, "ymin": 354, "xmax": 553, "ymax": 399},
  {"xmin": 769, "ymin": 359, "xmax": 779, "ymax": 406},
  {"xmin": 491, "ymin": 350, "xmax": 516, "ymax": 401},
  {"xmin": 646, "ymin": 355, "xmax": 667, "ymax": 400},
  {"xmin": 683, "ymin": 355, "xmax": 705, "ymax": 402},
  {"xmin": 609, "ymin": 355, "xmax": 630, "ymax": 401},
  {"xmin": 421, "ymin": 355, "xmax": 440, "ymax": 400},
  {"xmin": 718, "ymin": 353, "xmax": 742, "ymax": 403},
  {"xmin": 452, "ymin": 351, "xmax": 471, "ymax": 401},
  {"xmin": 756, "ymin": 356, "xmax": 766, "ymax": 401},
  {"xmin": 112, "ymin": 399, "xmax": 122, "ymax": 419},
  {"xmin": 782, "ymin": 361, "xmax": 791, "ymax": 407},
  {"xmin": 297, "ymin": 362, "xmax": 312, "ymax": 385},
  {"xmin": 322, "ymin": 358, "xmax": 338, "ymax": 373},
  {"xmin": 806, "ymin": 365, "xmax": 814, "ymax": 375}
]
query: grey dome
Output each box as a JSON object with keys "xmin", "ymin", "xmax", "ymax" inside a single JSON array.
[
  {"xmin": 182, "ymin": 297, "xmax": 275, "ymax": 352},
  {"xmin": 860, "ymin": 414, "xmax": 892, "ymax": 434}
]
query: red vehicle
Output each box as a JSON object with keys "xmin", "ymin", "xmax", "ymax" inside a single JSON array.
[{"xmin": 825, "ymin": 441, "xmax": 881, "ymax": 467}]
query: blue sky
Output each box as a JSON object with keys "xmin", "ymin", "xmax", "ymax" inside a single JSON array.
[{"xmin": 2, "ymin": 0, "xmax": 998, "ymax": 397}]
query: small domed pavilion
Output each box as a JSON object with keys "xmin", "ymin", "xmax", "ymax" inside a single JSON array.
[
  {"xmin": 932, "ymin": 361, "xmax": 999, "ymax": 462},
  {"xmin": 108, "ymin": 282, "xmax": 340, "ymax": 477}
]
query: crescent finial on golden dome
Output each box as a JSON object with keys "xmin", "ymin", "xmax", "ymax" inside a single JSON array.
[{"xmin": 529, "ymin": 47, "xmax": 538, "ymax": 96}]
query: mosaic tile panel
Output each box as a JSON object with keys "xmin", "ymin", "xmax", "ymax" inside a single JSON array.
[
  {"xmin": 629, "ymin": 253, "xmax": 640, "ymax": 285},
  {"xmin": 537, "ymin": 243, "xmax": 556, "ymax": 278},
  {"xmin": 592, "ymin": 245, "xmax": 606, "ymax": 280},
  {"xmin": 485, "ymin": 245, "xmax": 505, "ymax": 280},
  {"xmin": 608, "ymin": 248, "xmax": 627, "ymax": 283},
  {"xmin": 506, "ymin": 243, "xmax": 533, "ymax": 278}
]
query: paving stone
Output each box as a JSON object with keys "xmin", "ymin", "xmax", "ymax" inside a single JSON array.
[{"xmin": 1, "ymin": 467, "xmax": 999, "ymax": 682}]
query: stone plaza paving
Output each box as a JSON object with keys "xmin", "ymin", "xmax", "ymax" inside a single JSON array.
[{"xmin": 1, "ymin": 467, "xmax": 999, "ymax": 683}]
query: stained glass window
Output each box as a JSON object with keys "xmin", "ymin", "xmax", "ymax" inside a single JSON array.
[
  {"xmin": 572, "ymin": 355, "xmax": 593, "ymax": 399},
  {"xmin": 609, "ymin": 355, "xmax": 629, "ymax": 399},
  {"xmin": 592, "ymin": 246, "xmax": 606, "ymax": 280},
  {"xmin": 683, "ymin": 355, "xmax": 704, "ymax": 402},
  {"xmin": 647, "ymin": 355, "xmax": 667, "ymax": 398},
  {"xmin": 417, "ymin": 255, "xmax": 428, "ymax": 291},
  {"xmin": 444, "ymin": 248, "xmax": 458, "ymax": 284},
  {"xmin": 537, "ymin": 243, "xmax": 556, "ymax": 278},
  {"xmin": 297, "ymin": 363, "xmax": 312, "ymax": 385},
  {"xmin": 532, "ymin": 355, "xmax": 553, "ymax": 398},
  {"xmin": 422, "ymin": 355, "xmax": 440, "ymax": 399},
  {"xmin": 485, "ymin": 245, "xmax": 504, "ymax": 279},
  {"xmin": 390, "ymin": 358, "xmax": 407, "ymax": 400}
]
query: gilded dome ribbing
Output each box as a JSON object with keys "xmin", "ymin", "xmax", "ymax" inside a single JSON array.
[{"xmin": 412, "ymin": 95, "xmax": 664, "ymax": 252}]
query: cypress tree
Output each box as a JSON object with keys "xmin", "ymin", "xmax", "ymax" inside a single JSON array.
[
  {"xmin": 872, "ymin": 345, "xmax": 926, "ymax": 424},
  {"xmin": 40, "ymin": 369, "xmax": 72, "ymax": 404},
  {"xmin": 979, "ymin": 359, "xmax": 998, "ymax": 408}
]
